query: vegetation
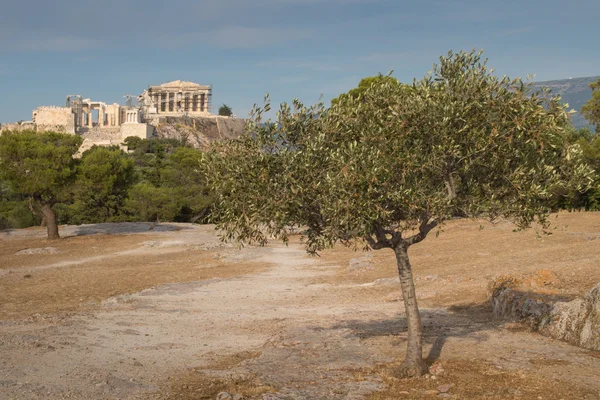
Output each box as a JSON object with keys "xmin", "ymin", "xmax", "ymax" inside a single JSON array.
[
  {"xmin": 203, "ymin": 50, "xmax": 595, "ymax": 377},
  {"xmin": 0, "ymin": 131, "xmax": 82, "ymax": 239},
  {"xmin": 0, "ymin": 133, "xmax": 213, "ymax": 231},
  {"xmin": 218, "ymin": 104, "xmax": 233, "ymax": 117},
  {"xmin": 554, "ymin": 126, "xmax": 600, "ymax": 209},
  {"xmin": 69, "ymin": 146, "xmax": 136, "ymax": 224},
  {"xmin": 581, "ymin": 77, "xmax": 600, "ymax": 132},
  {"xmin": 330, "ymin": 75, "xmax": 401, "ymax": 106}
]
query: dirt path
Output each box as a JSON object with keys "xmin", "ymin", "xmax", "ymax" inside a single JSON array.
[{"xmin": 1, "ymin": 215, "xmax": 600, "ymax": 399}]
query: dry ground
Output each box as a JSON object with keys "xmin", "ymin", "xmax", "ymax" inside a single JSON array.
[{"xmin": 0, "ymin": 213, "xmax": 599, "ymax": 399}]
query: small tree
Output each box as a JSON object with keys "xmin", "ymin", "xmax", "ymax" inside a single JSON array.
[
  {"xmin": 218, "ymin": 104, "xmax": 233, "ymax": 117},
  {"xmin": 204, "ymin": 50, "xmax": 594, "ymax": 377},
  {"xmin": 0, "ymin": 131, "xmax": 82, "ymax": 239}
]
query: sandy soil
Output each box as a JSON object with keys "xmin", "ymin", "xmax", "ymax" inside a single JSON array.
[{"xmin": 0, "ymin": 213, "xmax": 599, "ymax": 400}]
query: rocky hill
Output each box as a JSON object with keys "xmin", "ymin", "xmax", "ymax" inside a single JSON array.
[
  {"xmin": 531, "ymin": 76, "xmax": 599, "ymax": 129},
  {"xmin": 148, "ymin": 115, "xmax": 246, "ymax": 149}
]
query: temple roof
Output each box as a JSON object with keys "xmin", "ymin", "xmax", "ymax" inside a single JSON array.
[{"xmin": 154, "ymin": 80, "xmax": 210, "ymax": 90}]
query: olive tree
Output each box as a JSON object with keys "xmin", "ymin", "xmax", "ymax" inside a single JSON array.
[
  {"xmin": 203, "ymin": 50, "xmax": 594, "ymax": 377},
  {"xmin": 0, "ymin": 131, "xmax": 82, "ymax": 239}
]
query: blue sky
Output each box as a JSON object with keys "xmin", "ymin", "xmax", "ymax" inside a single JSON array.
[{"xmin": 0, "ymin": 0, "xmax": 598, "ymax": 123}]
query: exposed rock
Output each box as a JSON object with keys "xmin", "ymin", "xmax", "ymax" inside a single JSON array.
[
  {"xmin": 348, "ymin": 253, "xmax": 375, "ymax": 272},
  {"xmin": 15, "ymin": 247, "xmax": 59, "ymax": 255},
  {"xmin": 437, "ymin": 383, "xmax": 453, "ymax": 393},
  {"xmin": 153, "ymin": 115, "xmax": 246, "ymax": 149},
  {"xmin": 429, "ymin": 362, "xmax": 445, "ymax": 376},
  {"xmin": 216, "ymin": 392, "xmax": 233, "ymax": 400},
  {"xmin": 489, "ymin": 274, "xmax": 600, "ymax": 350}
]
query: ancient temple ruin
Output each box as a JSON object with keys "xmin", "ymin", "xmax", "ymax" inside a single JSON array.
[
  {"xmin": 2, "ymin": 80, "xmax": 215, "ymax": 140},
  {"xmin": 139, "ymin": 80, "xmax": 212, "ymax": 116}
]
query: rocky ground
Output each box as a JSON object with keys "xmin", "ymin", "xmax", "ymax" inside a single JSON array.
[{"xmin": 1, "ymin": 213, "xmax": 599, "ymax": 400}]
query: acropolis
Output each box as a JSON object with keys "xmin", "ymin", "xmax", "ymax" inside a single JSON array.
[{"xmin": 0, "ymin": 80, "xmax": 221, "ymax": 141}]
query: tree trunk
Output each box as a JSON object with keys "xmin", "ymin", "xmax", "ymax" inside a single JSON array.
[
  {"xmin": 394, "ymin": 244, "xmax": 427, "ymax": 377},
  {"xmin": 41, "ymin": 204, "xmax": 60, "ymax": 240}
]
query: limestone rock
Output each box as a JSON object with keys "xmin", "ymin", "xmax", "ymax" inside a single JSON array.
[
  {"xmin": 153, "ymin": 116, "xmax": 245, "ymax": 149},
  {"xmin": 489, "ymin": 275, "xmax": 600, "ymax": 350},
  {"xmin": 16, "ymin": 247, "xmax": 59, "ymax": 255},
  {"xmin": 348, "ymin": 254, "xmax": 375, "ymax": 272}
]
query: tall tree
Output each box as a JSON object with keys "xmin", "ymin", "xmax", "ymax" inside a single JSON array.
[
  {"xmin": 203, "ymin": 50, "xmax": 594, "ymax": 377},
  {"xmin": 0, "ymin": 131, "xmax": 82, "ymax": 239},
  {"xmin": 581, "ymin": 77, "xmax": 600, "ymax": 132}
]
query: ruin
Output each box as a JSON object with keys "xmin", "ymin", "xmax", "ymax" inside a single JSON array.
[
  {"xmin": 1, "ymin": 80, "xmax": 216, "ymax": 141},
  {"xmin": 0, "ymin": 80, "xmax": 245, "ymax": 152},
  {"xmin": 139, "ymin": 80, "xmax": 212, "ymax": 116}
]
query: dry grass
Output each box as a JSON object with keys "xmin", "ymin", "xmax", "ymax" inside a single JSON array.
[
  {"xmin": 366, "ymin": 358, "xmax": 596, "ymax": 400},
  {"xmin": 0, "ymin": 233, "xmax": 268, "ymax": 319},
  {"xmin": 314, "ymin": 212, "xmax": 600, "ymax": 308}
]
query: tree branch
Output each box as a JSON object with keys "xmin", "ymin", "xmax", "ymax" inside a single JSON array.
[
  {"xmin": 405, "ymin": 215, "xmax": 438, "ymax": 246},
  {"xmin": 444, "ymin": 171, "xmax": 457, "ymax": 200},
  {"xmin": 365, "ymin": 234, "xmax": 387, "ymax": 250},
  {"xmin": 365, "ymin": 223, "xmax": 394, "ymax": 250}
]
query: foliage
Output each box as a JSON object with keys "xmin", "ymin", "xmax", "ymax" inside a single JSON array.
[
  {"xmin": 218, "ymin": 104, "xmax": 233, "ymax": 117},
  {"xmin": 0, "ymin": 180, "xmax": 40, "ymax": 229},
  {"xmin": 331, "ymin": 75, "xmax": 402, "ymax": 106},
  {"xmin": 124, "ymin": 136, "xmax": 187, "ymax": 154},
  {"xmin": 204, "ymin": 50, "xmax": 595, "ymax": 376},
  {"xmin": 0, "ymin": 131, "xmax": 82, "ymax": 238},
  {"xmin": 0, "ymin": 132, "xmax": 215, "ymax": 230},
  {"xmin": 159, "ymin": 147, "xmax": 215, "ymax": 222},
  {"xmin": 125, "ymin": 183, "xmax": 181, "ymax": 222},
  {"xmin": 581, "ymin": 77, "xmax": 600, "ymax": 132},
  {"xmin": 126, "ymin": 136, "xmax": 189, "ymax": 187},
  {"xmin": 0, "ymin": 131, "xmax": 82, "ymax": 204},
  {"xmin": 553, "ymin": 126, "xmax": 600, "ymax": 209},
  {"xmin": 68, "ymin": 145, "xmax": 136, "ymax": 224},
  {"xmin": 207, "ymin": 51, "xmax": 593, "ymax": 251}
]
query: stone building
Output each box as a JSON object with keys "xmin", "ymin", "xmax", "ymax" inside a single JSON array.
[
  {"xmin": 139, "ymin": 80, "xmax": 212, "ymax": 116},
  {"xmin": 1, "ymin": 80, "xmax": 221, "ymax": 144}
]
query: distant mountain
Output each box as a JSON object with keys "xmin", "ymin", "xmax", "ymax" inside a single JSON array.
[{"xmin": 530, "ymin": 76, "xmax": 599, "ymax": 129}]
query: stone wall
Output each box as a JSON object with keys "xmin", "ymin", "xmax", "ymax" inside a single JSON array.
[
  {"xmin": 0, "ymin": 123, "xmax": 36, "ymax": 134},
  {"xmin": 489, "ymin": 273, "xmax": 600, "ymax": 350},
  {"xmin": 33, "ymin": 106, "xmax": 75, "ymax": 134},
  {"xmin": 120, "ymin": 123, "xmax": 154, "ymax": 140}
]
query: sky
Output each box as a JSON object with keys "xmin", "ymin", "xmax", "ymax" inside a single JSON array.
[{"xmin": 0, "ymin": 0, "xmax": 598, "ymax": 123}]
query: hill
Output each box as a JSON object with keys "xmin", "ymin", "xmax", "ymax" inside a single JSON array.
[{"xmin": 531, "ymin": 76, "xmax": 599, "ymax": 129}]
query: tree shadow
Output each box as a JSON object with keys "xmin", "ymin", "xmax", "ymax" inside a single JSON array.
[
  {"xmin": 68, "ymin": 222, "xmax": 194, "ymax": 237},
  {"xmin": 0, "ymin": 228, "xmax": 15, "ymax": 236},
  {"xmin": 328, "ymin": 302, "xmax": 504, "ymax": 365}
]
